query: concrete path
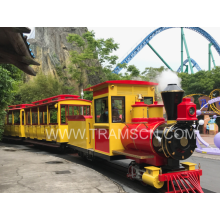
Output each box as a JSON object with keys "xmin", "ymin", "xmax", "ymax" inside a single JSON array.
[
  {"xmin": 0, "ymin": 142, "xmax": 123, "ymax": 193},
  {"xmin": 188, "ymin": 156, "xmax": 220, "ymax": 193}
]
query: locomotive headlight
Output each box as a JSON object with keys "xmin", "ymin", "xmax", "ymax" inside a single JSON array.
[{"xmin": 189, "ymin": 107, "xmax": 195, "ymax": 116}]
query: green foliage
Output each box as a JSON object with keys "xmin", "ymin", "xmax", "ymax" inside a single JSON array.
[
  {"xmin": 127, "ymin": 65, "xmax": 140, "ymax": 77},
  {"xmin": 179, "ymin": 66, "xmax": 220, "ymax": 129},
  {"xmin": 15, "ymin": 73, "xmax": 75, "ymax": 104},
  {"xmin": 141, "ymin": 66, "xmax": 167, "ymax": 82},
  {"xmin": 178, "ymin": 67, "xmax": 220, "ymax": 95},
  {"xmin": 61, "ymin": 108, "xmax": 66, "ymax": 123},
  {"xmin": 83, "ymin": 84, "xmax": 93, "ymax": 101},
  {"xmin": 50, "ymin": 109, "xmax": 58, "ymax": 123},
  {"xmin": 55, "ymin": 65, "xmax": 75, "ymax": 94},
  {"xmin": 67, "ymin": 30, "xmax": 121, "ymax": 85},
  {"xmin": 0, "ymin": 64, "xmax": 25, "ymax": 82},
  {"xmin": 0, "ymin": 66, "xmax": 16, "ymax": 140}
]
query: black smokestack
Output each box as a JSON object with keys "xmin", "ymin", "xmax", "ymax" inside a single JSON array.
[{"xmin": 161, "ymin": 84, "xmax": 184, "ymax": 121}]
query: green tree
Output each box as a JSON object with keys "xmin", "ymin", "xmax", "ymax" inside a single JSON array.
[
  {"xmin": 83, "ymin": 84, "xmax": 93, "ymax": 101},
  {"xmin": 0, "ymin": 66, "xmax": 16, "ymax": 140},
  {"xmin": 141, "ymin": 66, "xmax": 167, "ymax": 82},
  {"xmin": 15, "ymin": 73, "xmax": 75, "ymax": 104},
  {"xmin": 0, "ymin": 64, "xmax": 25, "ymax": 82},
  {"xmin": 178, "ymin": 67, "xmax": 220, "ymax": 129},
  {"xmin": 67, "ymin": 31, "xmax": 125, "ymax": 88}
]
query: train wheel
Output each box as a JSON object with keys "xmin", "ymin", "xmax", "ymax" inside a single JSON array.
[
  {"xmin": 127, "ymin": 164, "xmax": 136, "ymax": 181},
  {"xmin": 59, "ymin": 144, "xmax": 67, "ymax": 154},
  {"xmin": 78, "ymin": 151, "xmax": 86, "ymax": 160}
]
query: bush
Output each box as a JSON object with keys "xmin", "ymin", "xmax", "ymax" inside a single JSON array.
[{"xmin": 15, "ymin": 73, "xmax": 76, "ymax": 103}]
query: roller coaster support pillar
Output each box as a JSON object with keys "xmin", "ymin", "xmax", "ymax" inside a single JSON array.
[
  {"xmin": 147, "ymin": 43, "xmax": 173, "ymax": 71},
  {"xmin": 209, "ymin": 43, "xmax": 211, "ymax": 70},
  {"xmin": 184, "ymin": 65, "xmax": 188, "ymax": 73},
  {"xmin": 181, "ymin": 28, "xmax": 184, "ymax": 73},
  {"xmin": 209, "ymin": 43, "xmax": 216, "ymax": 70},
  {"xmin": 182, "ymin": 28, "xmax": 194, "ymax": 74}
]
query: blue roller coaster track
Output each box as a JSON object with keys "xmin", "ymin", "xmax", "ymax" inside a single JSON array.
[
  {"xmin": 113, "ymin": 27, "xmax": 220, "ymax": 74},
  {"xmin": 177, "ymin": 58, "xmax": 202, "ymax": 73}
]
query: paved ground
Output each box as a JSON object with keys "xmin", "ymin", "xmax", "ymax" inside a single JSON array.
[
  {"xmin": 191, "ymin": 135, "xmax": 220, "ymax": 193},
  {"xmin": 1, "ymin": 141, "xmax": 219, "ymax": 193},
  {"xmin": 189, "ymin": 155, "xmax": 220, "ymax": 193},
  {"xmin": 0, "ymin": 142, "xmax": 123, "ymax": 193}
]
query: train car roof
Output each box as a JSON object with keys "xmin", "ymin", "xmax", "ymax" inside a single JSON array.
[
  {"xmin": 28, "ymin": 94, "xmax": 92, "ymax": 108},
  {"xmin": 8, "ymin": 104, "xmax": 34, "ymax": 111},
  {"xmin": 84, "ymin": 80, "xmax": 158, "ymax": 91}
]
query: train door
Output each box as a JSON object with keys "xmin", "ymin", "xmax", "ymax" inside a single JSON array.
[{"xmin": 94, "ymin": 96, "xmax": 110, "ymax": 153}]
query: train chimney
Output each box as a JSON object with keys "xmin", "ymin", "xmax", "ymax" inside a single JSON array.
[{"xmin": 161, "ymin": 84, "xmax": 184, "ymax": 123}]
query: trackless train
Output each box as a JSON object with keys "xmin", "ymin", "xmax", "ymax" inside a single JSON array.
[{"xmin": 3, "ymin": 80, "xmax": 203, "ymax": 193}]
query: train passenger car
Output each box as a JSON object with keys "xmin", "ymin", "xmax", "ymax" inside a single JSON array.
[
  {"xmin": 4, "ymin": 94, "xmax": 92, "ymax": 150},
  {"xmin": 3, "ymin": 104, "xmax": 34, "ymax": 139}
]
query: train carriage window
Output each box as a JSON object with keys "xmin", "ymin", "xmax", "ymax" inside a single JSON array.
[
  {"xmin": 26, "ymin": 111, "xmax": 31, "ymax": 125},
  {"xmin": 144, "ymin": 97, "xmax": 153, "ymax": 105},
  {"xmin": 69, "ymin": 106, "xmax": 74, "ymax": 116},
  {"xmin": 31, "ymin": 108, "xmax": 38, "ymax": 125},
  {"xmin": 14, "ymin": 111, "xmax": 20, "ymax": 125},
  {"xmin": 32, "ymin": 112, "xmax": 38, "ymax": 125},
  {"xmin": 49, "ymin": 108, "xmax": 58, "ymax": 124},
  {"xmin": 84, "ymin": 106, "xmax": 86, "ymax": 115},
  {"xmin": 111, "ymin": 96, "xmax": 125, "ymax": 123},
  {"xmin": 39, "ymin": 106, "xmax": 47, "ymax": 125},
  {"xmin": 79, "ymin": 106, "xmax": 83, "ymax": 115},
  {"xmin": 8, "ymin": 112, "xmax": 12, "ymax": 124},
  {"xmin": 39, "ymin": 112, "xmax": 43, "ymax": 124},
  {"xmin": 74, "ymin": 106, "xmax": 79, "ymax": 115},
  {"xmin": 44, "ymin": 112, "xmax": 47, "ymax": 124},
  {"xmin": 61, "ymin": 105, "xmax": 67, "ymax": 124},
  {"xmin": 87, "ymin": 106, "xmax": 90, "ymax": 115},
  {"xmin": 95, "ymin": 97, "xmax": 108, "ymax": 123}
]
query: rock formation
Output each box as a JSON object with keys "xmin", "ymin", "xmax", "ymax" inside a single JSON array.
[{"xmin": 28, "ymin": 27, "xmax": 106, "ymax": 91}]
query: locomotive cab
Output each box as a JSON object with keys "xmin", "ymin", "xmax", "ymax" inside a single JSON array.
[{"xmin": 81, "ymin": 80, "xmax": 158, "ymax": 160}]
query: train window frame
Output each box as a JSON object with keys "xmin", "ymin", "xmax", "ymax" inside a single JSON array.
[
  {"xmin": 31, "ymin": 112, "xmax": 38, "ymax": 125},
  {"xmin": 7, "ymin": 111, "xmax": 12, "ymax": 125},
  {"xmin": 111, "ymin": 96, "xmax": 125, "ymax": 123},
  {"xmin": 68, "ymin": 105, "xmax": 74, "ymax": 116},
  {"xmin": 39, "ymin": 106, "xmax": 47, "ymax": 125},
  {"xmin": 86, "ymin": 106, "xmax": 90, "ymax": 115},
  {"xmin": 13, "ymin": 110, "xmax": 20, "ymax": 125},
  {"xmin": 60, "ymin": 105, "xmax": 68, "ymax": 125},
  {"xmin": 49, "ymin": 105, "xmax": 58, "ymax": 125},
  {"xmin": 26, "ymin": 110, "xmax": 31, "ymax": 125},
  {"xmin": 144, "ymin": 97, "xmax": 153, "ymax": 105},
  {"xmin": 95, "ymin": 97, "xmax": 108, "ymax": 123},
  {"xmin": 67, "ymin": 105, "xmax": 91, "ymax": 116}
]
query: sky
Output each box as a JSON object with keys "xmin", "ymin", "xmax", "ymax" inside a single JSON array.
[
  {"xmin": 88, "ymin": 27, "xmax": 220, "ymax": 74},
  {"xmin": 28, "ymin": 27, "xmax": 220, "ymax": 74}
]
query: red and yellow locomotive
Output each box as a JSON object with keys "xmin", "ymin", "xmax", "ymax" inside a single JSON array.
[{"xmin": 3, "ymin": 80, "xmax": 203, "ymax": 193}]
